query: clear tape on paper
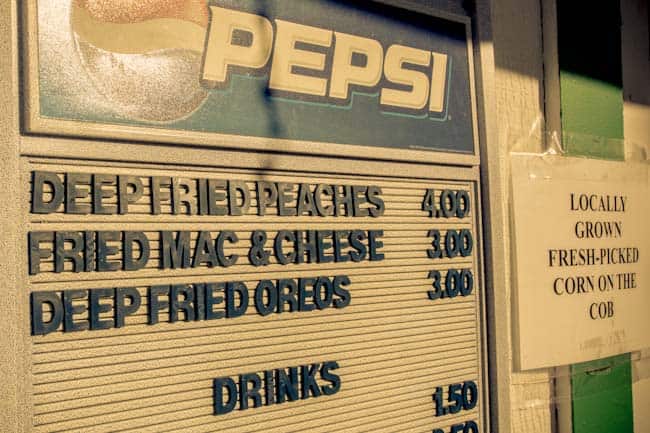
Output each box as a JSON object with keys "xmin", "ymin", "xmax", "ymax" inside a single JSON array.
[
  {"xmin": 511, "ymin": 349, "xmax": 650, "ymax": 410},
  {"xmin": 507, "ymin": 116, "xmax": 648, "ymax": 163}
]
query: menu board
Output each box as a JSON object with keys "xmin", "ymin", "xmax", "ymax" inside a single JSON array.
[
  {"xmin": 21, "ymin": 1, "xmax": 488, "ymax": 431},
  {"xmin": 26, "ymin": 161, "xmax": 487, "ymax": 432}
]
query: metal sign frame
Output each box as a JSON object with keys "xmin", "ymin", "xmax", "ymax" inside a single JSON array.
[{"xmin": 9, "ymin": 0, "xmax": 493, "ymax": 431}]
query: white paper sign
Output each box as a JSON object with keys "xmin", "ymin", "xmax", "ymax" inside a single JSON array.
[{"xmin": 511, "ymin": 154, "xmax": 650, "ymax": 370}]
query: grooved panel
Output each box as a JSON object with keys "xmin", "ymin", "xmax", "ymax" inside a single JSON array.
[{"xmin": 26, "ymin": 159, "xmax": 487, "ymax": 433}]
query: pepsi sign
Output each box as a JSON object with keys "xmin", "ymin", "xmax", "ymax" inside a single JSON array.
[{"xmin": 29, "ymin": 0, "xmax": 477, "ymax": 154}]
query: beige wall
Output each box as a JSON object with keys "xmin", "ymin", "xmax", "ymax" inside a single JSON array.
[
  {"xmin": 482, "ymin": 0, "xmax": 650, "ymax": 431},
  {"xmin": 1, "ymin": 0, "xmax": 647, "ymax": 431},
  {"xmin": 622, "ymin": 1, "xmax": 650, "ymax": 432},
  {"xmin": 477, "ymin": 0, "xmax": 554, "ymax": 431}
]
